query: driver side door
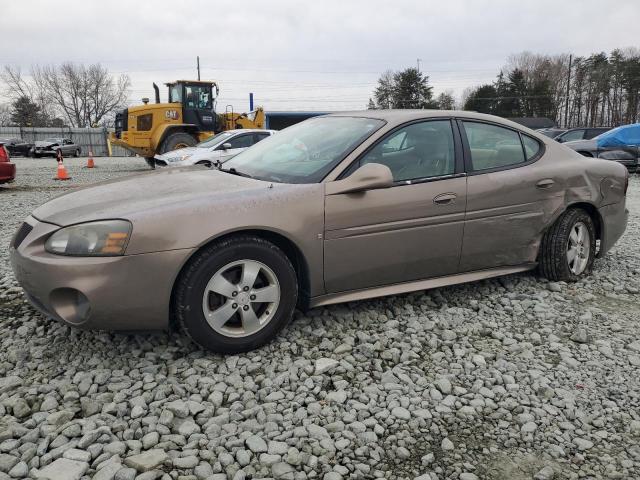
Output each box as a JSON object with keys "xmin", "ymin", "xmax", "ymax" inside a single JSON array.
[{"xmin": 323, "ymin": 119, "xmax": 467, "ymax": 293}]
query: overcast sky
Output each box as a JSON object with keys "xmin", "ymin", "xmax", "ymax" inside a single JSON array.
[{"xmin": 2, "ymin": 0, "xmax": 638, "ymax": 112}]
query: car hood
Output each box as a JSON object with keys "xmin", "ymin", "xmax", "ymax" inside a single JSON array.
[
  {"xmin": 32, "ymin": 167, "xmax": 280, "ymax": 226},
  {"xmin": 563, "ymin": 139, "xmax": 596, "ymax": 150},
  {"xmin": 35, "ymin": 141, "xmax": 57, "ymax": 148}
]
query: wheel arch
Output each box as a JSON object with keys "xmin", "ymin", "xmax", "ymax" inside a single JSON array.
[
  {"xmin": 565, "ymin": 201, "xmax": 603, "ymax": 244},
  {"xmin": 155, "ymin": 124, "xmax": 199, "ymax": 152},
  {"xmin": 170, "ymin": 228, "xmax": 311, "ymax": 318},
  {"xmin": 537, "ymin": 201, "xmax": 604, "ymax": 263}
]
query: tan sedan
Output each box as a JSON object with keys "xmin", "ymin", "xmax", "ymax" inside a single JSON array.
[{"xmin": 10, "ymin": 111, "xmax": 629, "ymax": 353}]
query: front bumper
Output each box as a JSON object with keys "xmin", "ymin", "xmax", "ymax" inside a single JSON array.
[
  {"xmin": 10, "ymin": 216, "xmax": 193, "ymax": 331},
  {"xmin": 32, "ymin": 148, "xmax": 57, "ymax": 157}
]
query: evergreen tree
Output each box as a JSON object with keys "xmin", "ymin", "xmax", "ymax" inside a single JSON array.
[
  {"xmin": 372, "ymin": 68, "xmax": 437, "ymax": 109},
  {"xmin": 10, "ymin": 96, "xmax": 42, "ymax": 126},
  {"xmin": 463, "ymin": 84, "xmax": 498, "ymax": 114},
  {"xmin": 392, "ymin": 68, "xmax": 436, "ymax": 109}
]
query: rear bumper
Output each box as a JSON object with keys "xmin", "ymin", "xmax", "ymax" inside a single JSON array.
[
  {"xmin": 10, "ymin": 216, "xmax": 193, "ymax": 331},
  {"xmin": 598, "ymin": 200, "xmax": 628, "ymax": 257},
  {"xmin": 0, "ymin": 162, "xmax": 16, "ymax": 183}
]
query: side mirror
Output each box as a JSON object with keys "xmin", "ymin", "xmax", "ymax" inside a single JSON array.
[
  {"xmin": 222, "ymin": 143, "xmax": 232, "ymax": 150},
  {"xmin": 326, "ymin": 163, "xmax": 394, "ymax": 195},
  {"xmin": 555, "ymin": 137, "xmax": 564, "ymax": 143}
]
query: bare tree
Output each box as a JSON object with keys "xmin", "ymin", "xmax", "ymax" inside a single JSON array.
[
  {"xmin": 1, "ymin": 66, "xmax": 56, "ymax": 124},
  {"xmin": 2, "ymin": 63, "xmax": 130, "ymax": 127},
  {"xmin": 0, "ymin": 103, "xmax": 12, "ymax": 126}
]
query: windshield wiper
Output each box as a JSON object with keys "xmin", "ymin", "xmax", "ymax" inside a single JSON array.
[{"xmin": 218, "ymin": 166, "xmax": 254, "ymax": 179}]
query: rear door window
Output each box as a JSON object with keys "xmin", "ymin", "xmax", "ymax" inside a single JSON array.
[
  {"xmin": 560, "ymin": 129, "xmax": 586, "ymax": 142},
  {"xmin": 462, "ymin": 121, "xmax": 526, "ymax": 171}
]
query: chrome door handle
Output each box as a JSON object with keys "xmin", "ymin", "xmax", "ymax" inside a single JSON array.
[
  {"xmin": 536, "ymin": 179, "xmax": 555, "ymax": 189},
  {"xmin": 433, "ymin": 193, "xmax": 457, "ymax": 205}
]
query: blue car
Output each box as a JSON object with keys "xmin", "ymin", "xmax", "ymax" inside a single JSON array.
[{"xmin": 565, "ymin": 123, "xmax": 640, "ymax": 172}]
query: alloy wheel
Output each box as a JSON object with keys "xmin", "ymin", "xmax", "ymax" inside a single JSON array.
[
  {"xmin": 567, "ymin": 221, "xmax": 590, "ymax": 275},
  {"xmin": 201, "ymin": 259, "xmax": 281, "ymax": 337}
]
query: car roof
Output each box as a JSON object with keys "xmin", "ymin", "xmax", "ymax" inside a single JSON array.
[
  {"xmin": 325, "ymin": 109, "xmax": 535, "ymax": 131},
  {"xmin": 224, "ymin": 129, "xmax": 276, "ymax": 134}
]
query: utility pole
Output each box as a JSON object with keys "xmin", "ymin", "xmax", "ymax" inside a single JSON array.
[
  {"xmin": 197, "ymin": 56, "xmax": 201, "ymax": 81},
  {"xmin": 564, "ymin": 54, "xmax": 572, "ymax": 128},
  {"xmin": 416, "ymin": 58, "xmax": 422, "ymax": 72}
]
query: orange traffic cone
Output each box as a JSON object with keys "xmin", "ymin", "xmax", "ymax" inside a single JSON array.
[
  {"xmin": 54, "ymin": 162, "xmax": 71, "ymax": 180},
  {"xmin": 54, "ymin": 150, "xmax": 71, "ymax": 180},
  {"xmin": 86, "ymin": 149, "xmax": 95, "ymax": 168}
]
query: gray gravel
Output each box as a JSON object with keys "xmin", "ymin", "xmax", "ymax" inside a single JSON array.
[{"xmin": 1, "ymin": 157, "xmax": 639, "ymax": 480}]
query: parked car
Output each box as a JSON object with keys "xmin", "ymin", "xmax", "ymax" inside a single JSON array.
[
  {"xmin": 564, "ymin": 123, "xmax": 640, "ymax": 172},
  {"xmin": 555, "ymin": 127, "xmax": 612, "ymax": 143},
  {"xmin": 0, "ymin": 137, "xmax": 34, "ymax": 157},
  {"xmin": 153, "ymin": 129, "xmax": 276, "ymax": 168},
  {"xmin": 10, "ymin": 111, "xmax": 628, "ymax": 353},
  {"xmin": 31, "ymin": 138, "xmax": 81, "ymax": 158},
  {"xmin": 537, "ymin": 127, "xmax": 567, "ymax": 138},
  {"xmin": 0, "ymin": 141, "xmax": 16, "ymax": 184}
]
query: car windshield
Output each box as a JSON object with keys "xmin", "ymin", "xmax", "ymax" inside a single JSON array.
[
  {"xmin": 196, "ymin": 131, "xmax": 234, "ymax": 149},
  {"xmin": 45, "ymin": 138, "xmax": 61, "ymax": 143},
  {"xmin": 223, "ymin": 116, "xmax": 385, "ymax": 183}
]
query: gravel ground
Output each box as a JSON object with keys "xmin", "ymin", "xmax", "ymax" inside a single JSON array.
[{"xmin": 0, "ymin": 157, "xmax": 639, "ymax": 480}]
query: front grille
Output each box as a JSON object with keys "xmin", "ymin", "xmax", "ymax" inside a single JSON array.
[{"xmin": 12, "ymin": 222, "xmax": 32, "ymax": 249}]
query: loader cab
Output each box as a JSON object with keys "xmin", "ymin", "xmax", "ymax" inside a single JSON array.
[{"xmin": 166, "ymin": 80, "xmax": 219, "ymax": 132}]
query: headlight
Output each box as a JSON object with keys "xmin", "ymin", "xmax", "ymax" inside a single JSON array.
[
  {"xmin": 166, "ymin": 154, "xmax": 191, "ymax": 163},
  {"xmin": 45, "ymin": 220, "xmax": 132, "ymax": 256}
]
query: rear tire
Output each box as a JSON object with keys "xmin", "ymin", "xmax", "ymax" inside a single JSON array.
[
  {"xmin": 173, "ymin": 235, "xmax": 298, "ymax": 353},
  {"xmin": 159, "ymin": 132, "xmax": 197, "ymax": 154},
  {"xmin": 74, "ymin": 149, "xmax": 80, "ymax": 157},
  {"xmin": 538, "ymin": 209, "xmax": 596, "ymax": 282}
]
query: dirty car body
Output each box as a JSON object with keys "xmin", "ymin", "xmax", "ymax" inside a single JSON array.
[{"xmin": 11, "ymin": 111, "xmax": 628, "ymax": 352}]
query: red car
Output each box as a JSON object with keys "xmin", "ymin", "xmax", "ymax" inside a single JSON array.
[{"xmin": 0, "ymin": 141, "xmax": 16, "ymax": 184}]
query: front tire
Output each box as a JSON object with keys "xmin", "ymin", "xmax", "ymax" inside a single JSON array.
[
  {"xmin": 159, "ymin": 132, "xmax": 197, "ymax": 154},
  {"xmin": 173, "ymin": 235, "xmax": 298, "ymax": 353},
  {"xmin": 74, "ymin": 149, "xmax": 80, "ymax": 157},
  {"xmin": 539, "ymin": 209, "xmax": 596, "ymax": 282}
]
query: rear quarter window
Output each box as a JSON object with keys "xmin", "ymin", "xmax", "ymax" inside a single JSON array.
[{"xmin": 522, "ymin": 135, "xmax": 542, "ymax": 160}]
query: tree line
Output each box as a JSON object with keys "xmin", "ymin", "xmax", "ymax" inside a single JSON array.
[
  {"xmin": 370, "ymin": 48, "xmax": 640, "ymax": 128},
  {"xmin": 0, "ymin": 63, "xmax": 130, "ymax": 128}
]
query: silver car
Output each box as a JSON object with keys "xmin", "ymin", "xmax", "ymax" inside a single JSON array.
[{"xmin": 154, "ymin": 129, "xmax": 276, "ymax": 167}]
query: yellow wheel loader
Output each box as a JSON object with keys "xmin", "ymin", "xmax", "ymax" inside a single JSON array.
[{"xmin": 110, "ymin": 80, "xmax": 265, "ymax": 167}]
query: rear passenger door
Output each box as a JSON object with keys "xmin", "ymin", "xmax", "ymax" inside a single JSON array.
[{"xmin": 458, "ymin": 120, "xmax": 563, "ymax": 271}]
